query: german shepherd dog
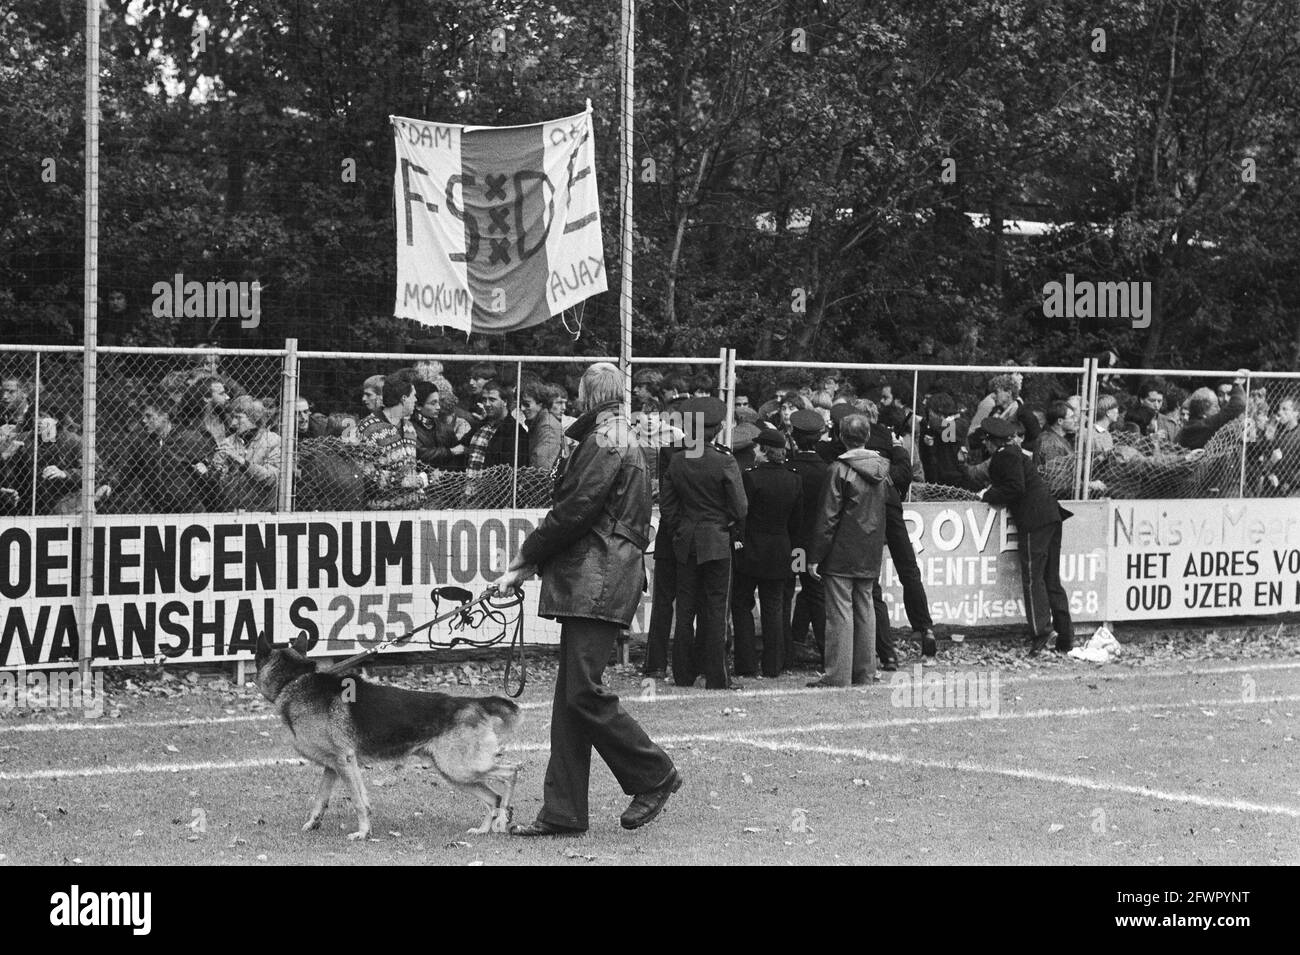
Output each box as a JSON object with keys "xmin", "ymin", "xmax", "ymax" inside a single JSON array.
[{"xmin": 255, "ymin": 634, "xmax": 521, "ymax": 840}]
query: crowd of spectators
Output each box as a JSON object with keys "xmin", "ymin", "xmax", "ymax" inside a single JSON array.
[{"xmin": 3, "ymin": 355, "xmax": 1298, "ymax": 516}]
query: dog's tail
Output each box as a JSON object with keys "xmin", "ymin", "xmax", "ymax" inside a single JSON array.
[{"xmin": 477, "ymin": 696, "xmax": 522, "ymax": 734}]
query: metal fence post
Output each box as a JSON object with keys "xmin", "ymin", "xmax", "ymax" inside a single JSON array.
[
  {"xmin": 1073, "ymin": 361, "xmax": 1088, "ymax": 500},
  {"xmin": 278, "ymin": 338, "xmax": 299, "ymax": 512},
  {"xmin": 30, "ymin": 352, "xmax": 40, "ymax": 517},
  {"xmin": 1080, "ymin": 358, "xmax": 1099, "ymax": 500},
  {"xmin": 512, "ymin": 360, "xmax": 522, "ymax": 509},
  {"xmin": 1240, "ymin": 372, "xmax": 1251, "ymax": 498},
  {"xmin": 907, "ymin": 369, "xmax": 919, "ymax": 503},
  {"xmin": 721, "ymin": 348, "xmax": 735, "ymax": 448}
]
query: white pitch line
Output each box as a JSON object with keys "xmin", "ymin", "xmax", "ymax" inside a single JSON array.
[
  {"xmin": 677, "ymin": 694, "xmax": 1300, "ymax": 738},
  {"xmin": 3, "ymin": 694, "xmax": 1296, "ymax": 782},
  {"xmin": 702, "ymin": 735, "xmax": 1300, "ymax": 819},
  {"xmin": 2, "ymin": 658, "xmax": 1296, "ymax": 735},
  {"xmin": 0, "ymin": 756, "xmax": 308, "ymax": 781}
]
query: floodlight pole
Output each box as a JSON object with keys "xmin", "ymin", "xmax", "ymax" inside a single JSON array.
[
  {"xmin": 78, "ymin": 0, "xmax": 101, "ymax": 678},
  {"xmin": 618, "ymin": 0, "xmax": 635, "ymax": 412}
]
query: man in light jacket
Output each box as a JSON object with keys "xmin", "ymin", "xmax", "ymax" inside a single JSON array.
[{"xmin": 807, "ymin": 413, "xmax": 891, "ymax": 687}]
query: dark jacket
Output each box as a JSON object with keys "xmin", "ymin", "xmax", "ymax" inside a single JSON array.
[
  {"xmin": 866, "ymin": 423, "xmax": 913, "ymax": 502},
  {"xmin": 518, "ymin": 402, "xmax": 651, "ymax": 626},
  {"xmin": 660, "ymin": 442, "xmax": 747, "ymax": 563},
  {"xmin": 473, "ymin": 414, "xmax": 529, "ymax": 468},
  {"xmin": 736, "ymin": 462, "xmax": 802, "ymax": 579},
  {"xmin": 920, "ymin": 414, "xmax": 969, "ymax": 487},
  {"xmin": 411, "ymin": 411, "xmax": 466, "ymax": 470},
  {"xmin": 808, "ymin": 448, "xmax": 891, "ymax": 577},
  {"xmin": 1177, "ymin": 385, "xmax": 1245, "ymax": 450},
  {"xmin": 983, "ymin": 444, "xmax": 1071, "ymax": 531},
  {"xmin": 786, "ymin": 449, "xmax": 829, "ymax": 551},
  {"xmin": 296, "ymin": 437, "xmax": 367, "ymax": 511}
]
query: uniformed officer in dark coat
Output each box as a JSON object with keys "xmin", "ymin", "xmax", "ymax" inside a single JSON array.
[
  {"xmin": 978, "ymin": 417, "xmax": 1074, "ymax": 655},
  {"xmin": 787, "ymin": 409, "xmax": 831, "ymax": 664},
  {"xmin": 643, "ymin": 431, "xmax": 685, "ymax": 679},
  {"xmin": 731, "ymin": 428, "xmax": 802, "ymax": 678},
  {"xmin": 660, "ymin": 397, "xmax": 747, "ymax": 688}
]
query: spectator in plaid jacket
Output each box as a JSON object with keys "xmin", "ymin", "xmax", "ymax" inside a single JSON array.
[
  {"xmin": 466, "ymin": 380, "xmax": 528, "ymax": 473},
  {"xmin": 358, "ymin": 372, "xmax": 426, "ymax": 510}
]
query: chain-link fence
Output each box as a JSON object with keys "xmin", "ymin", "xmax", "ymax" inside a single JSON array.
[
  {"xmin": 1077, "ymin": 368, "xmax": 1300, "ymax": 500},
  {"xmin": 733, "ymin": 359, "xmax": 1092, "ymax": 502},
  {"xmin": 291, "ymin": 352, "xmax": 623, "ymax": 512},
  {"xmin": 14, "ymin": 346, "xmax": 1300, "ymax": 513},
  {"xmin": 1, "ymin": 346, "xmax": 82, "ymax": 516}
]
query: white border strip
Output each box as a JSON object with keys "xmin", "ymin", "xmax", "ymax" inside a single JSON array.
[
  {"xmin": 4, "ymin": 658, "xmax": 1297, "ymax": 734},
  {"xmin": 4, "ymin": 694, "xmax": 1295, "ymax": 781},
  {"xmin": 705, "ymin": 735, "xmax": 1300, "ymax": 819}
]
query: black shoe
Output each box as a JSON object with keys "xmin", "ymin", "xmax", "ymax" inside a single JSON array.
[
  {"xmin": 621, "ymin": 769, "xmax": 683, "ymax": 830},
  {"xmin": 806, "ymin": 676, "xmax": 843, "ymax": 688},
  {"xmin": 920, "ymin": 629, "xmax": 937, "ymax": 658},
  {"xmin": 1054, "ymin": 637, "xmax": 1074, "ymax": 653},
  {"xmin": 509, "ymin": 819, "xmax": 587, "ymax": 837},
  {"xmin": 1028, "ymin": 632, "xmax": 1054, "ymax": 656}
]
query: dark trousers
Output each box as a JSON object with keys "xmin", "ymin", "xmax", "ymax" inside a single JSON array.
[
  {"xmin": 731, "ymin": 571, "xmax": 787, "ymax": 677},
  {"xmin": 672, "ymin": 555, "xmax": 731, "ymax": 688},
  {"xmin": 790, "ymin": 571, "xmax": 826, "ymax": 653},
  {"xmin": 872, "ymin": 581, "xmax": 899, "ymax": 665},
  {"xmin": 885, "ymin": 498, "xmax": 933, "ymax": 632},
  {"xmin": 538, "ymin": 617, "xmax": 675, "ymax": 830},
  {"xmin": 644, "ymin": 550, "xmax": 676, "ymax": 673},
  {"xmin": 1018, "ymin": 521, "xmax": 1073, "ymax": 643}
]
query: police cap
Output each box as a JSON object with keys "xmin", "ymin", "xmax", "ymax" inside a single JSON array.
[{"xmin": 791, "ymin": 409, "xmax": 826, "ymax": 435}]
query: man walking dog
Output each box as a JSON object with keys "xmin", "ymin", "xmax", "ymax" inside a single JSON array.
[{"xmin": 496, "ymin": 363, "xmax": 681, "ymax": 836}]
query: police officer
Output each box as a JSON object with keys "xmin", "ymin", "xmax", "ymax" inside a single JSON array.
[
  {"xmin": 643, "ymin": 430, "xmax": 687, "ymax": 680},
  {"xmin": 660, "ymin": 397, "xmax": 747, "ymax": 688},
  {"xmin": 977, "ymin": 416, "xmax": 1074, "ymax": 655},
  {"xmin": 787, "ymin": 409, "xmax": 831, "ymax": 665},
  {"xmin": 732, "ymin": 429, "xmax": 802, "ymax": 678}
]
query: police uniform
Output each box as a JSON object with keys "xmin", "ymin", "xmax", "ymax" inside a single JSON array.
[
  {"xmin": 787, "ymin": 410, "xmax": 831, "ymax": 664},
  {"xmin": 980, "ymin": 417, "xmax": 1074, "ymax": 653},
  {"xmin": 731, "ymin": 429, "xmax": 803, "ymax": 677},
  {"xmin": 660, "ymin": 398, "xmax": 748, "ymax": 688},
  {"xmin": 644, "ymin": 437, "xmax": 685, "ymax": 678}
]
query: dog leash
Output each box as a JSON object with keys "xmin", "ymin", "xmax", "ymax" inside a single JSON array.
[{"xmin": 319, "ymin": 586, "xmax": 528, "ymax": 698}]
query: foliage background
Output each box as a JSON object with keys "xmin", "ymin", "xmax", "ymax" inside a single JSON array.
[{"xmin": 3, "ymin": 0, "xmax": 1300, "ymax": 372}]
